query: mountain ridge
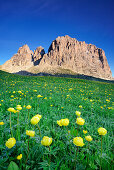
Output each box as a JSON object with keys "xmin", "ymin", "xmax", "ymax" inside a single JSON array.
[{"xmin": 0, "ymin": 35, "xmax": 112, "ymax": 80}]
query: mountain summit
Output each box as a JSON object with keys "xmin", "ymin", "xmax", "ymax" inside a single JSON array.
[{"xmin": 1, "ymin": 35, "xmax": 112, "ymax": 80}]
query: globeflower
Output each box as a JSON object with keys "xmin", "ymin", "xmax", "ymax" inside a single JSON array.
[
  {"xmin": 5, "ymin": 138, "xmax": 16, "ymax": 149},
  {"xmin": 17, "ymin": 105, "xmax": 21, "ymax": 107},
  {"xmin": 26, "ymin": 130, "xmax": 35, "ymax": 137},
  {"xmin": 41, "ymin": 136, "xmax": 52, "ymax": 146},
  {"xmin": 13, "ymin": 110, "xmax": 17, "ymax": 113},
  {"xmin": 0, "ymin": 122, "xmax": 4, "ymax": 125},
  {"xmin": 75, "ymin": 111, "xmax": 81, "ymax": 117},
  {"xmin": 61, "ymin": 118, "xmax": 69, "ymax": 126},
  {"xmin": 35, "ymin": 114, "xmax": 42, "ymax": 119},
  {"xmin": 7, "ymin": 108, "xmax": 15, "ymax": 113},
  {"xmin": 18, "ymin": 91, "xmax": 22, "ymax": 94},
  {"xmin": 98, "ymin": 127, "xmax": 107, "ymax": 135},
  {"xmin": 37, "ymin": 95, "xmax": 43, "ymax": 98},
  {"xmin": 16, "ymin": 106, "xmax": 22, "ymax": 111},
  {"xmin": 83, "ymin": 130, "xmax": 87, "ymax": 134},
  {"xmin": 33, "ymin": 90, "xmax": 37, "ymax": 92},
  {"xmin": 31, "ymin": 116, "xmax": 40, "ymax": 125},
  {"xmin": 76, "ymin": 117, "xmax": 85, "ymax": 125},
  {"xmin": 73, "ymin": 137, "xmax": 84, "ymax": 147},
  {"xmin": 17, "ymin": 154, "xmax": 22, "ymax": 160},
  {"xmin": 85, "ymin": 135, "xmax": 93, "ymax": 142},
  {"xmin": 26, "ymin": 105, "xmax": 32, "ymax": 109},
  {"xmin": 57, "ymin": 120, "xmax": 62, "ymax": 126}
]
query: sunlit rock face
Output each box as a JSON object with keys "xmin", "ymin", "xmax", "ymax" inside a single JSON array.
[
  {"xmin": 1, "ymin": 35, "xmax": 112, "ymax": 80},
  {"xmin": 1, "ymin": 44, "xmax": 33, "ymax": 72}
]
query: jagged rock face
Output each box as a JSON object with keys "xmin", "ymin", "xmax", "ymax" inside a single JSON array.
[
  {"xmin": 32, "ymin": 46, "xmax": 45, "ymax": 66},
  {"xmin": 1, "ymin": 35, "xmax": 112, "ymax": 80},
  {"xmin": 41, "ymin": 35, "xmax": 112, "ymax": 79},
  {"xmin": 2, "ymin": 44, "xmax": 33, "ymax": 72}
]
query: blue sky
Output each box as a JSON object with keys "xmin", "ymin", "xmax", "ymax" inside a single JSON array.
[{"xmin": 0, "ymin": 0, "xmax": 114, "ymax": 76}]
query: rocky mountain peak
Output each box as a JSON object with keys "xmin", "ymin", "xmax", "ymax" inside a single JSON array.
[
  {"xmin": 1, "ymin": 35, "xmax": 112, "ymax": 80},
  {"xmin": 17, "ymin": 44, "xmax": 32, "ymax": 55}
]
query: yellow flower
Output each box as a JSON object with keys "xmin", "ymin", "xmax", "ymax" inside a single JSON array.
[
  {"xmin": 83, "ymin": 130, "xmax": 87, "ymax": 134},
  {"xmin": 79, "ymin": 105, "xmax": 82, "ymax": 108},
  {"xmin": 7, "ymin": 108, "xmax": 15, "ymax": 112},
  {"xmin": 31, "ymin": 116, "xmax": 40, "ymax": 125},
  {"xmin": 16, "ymin": 106, "xmax": 22, "ymax": 111},
  {"xmin": 0, "ymin": 104, "xmax": 1, "ymax": 106},
  {"xmin": 26, "ymin": 130, "xmax": 35, "ymax": 137},
  {"xmin": 75, "ymin": 111, "xmax": 81, "ymax": 117},
  {"xmin": 33, "ymin": 90, "xmax": 37, "ymax": 92},
  {"xmin": 73, "ymin": 137, "xmax": 84, "ymax": 147},
  {"xmin": 18, "ymin": 91, "xmax": 22, "ymax": 94},
  {"xmin": 13, "ymin": 110, "xmax": 17, "ymax": 113},
  {"xmin": 17, "ymin": 105, "xmax": 21, "ymax": 107},
  {"xmin": 85, "ymin": 136, "xmax": 93, "ymax": 142},
  {"xmin": 35, "ymin": 114, "xmax": 42, "ymax": 119},
  {"xmin": 57, "ymin": 120, "xmax": 62, "ymax": 126},
  {"xmin": 90, "ymin": 99, "xmax": 93, "ymax": 102},
  {"xmin": 37, "ymin": 95, "xmax": 43, "ymax": 98},
  {"xmin": 76, "ymin": 117, "xmax": 85, "ymax": 125},
  {"xmin": 41, "ymin": 136, "xmax": 52, "ymax": 146},
  {"xmin": 98, "ymin": 127, "xmax": 107, "ymax": 135},
  {"xmin": 61, "ymin": 118, "xmax": 69, "ymax": 126},
  {"xmin": 17, "ymin": 154, "xmax": 22, "ymax": 160},
  {"xmin": 26, "ymin": 105, "xmax": 32, "ymax": 109},
  {"xmin": 11, "ymin": 95, "xmax": 14, "ymax": 98},
  {"xmin": 5, "ymin": 138, "xmax": 16, "ymax": 149},
  {"xmin": 0, "ymin": 122, "xmax": 4, "ymax": 125}
]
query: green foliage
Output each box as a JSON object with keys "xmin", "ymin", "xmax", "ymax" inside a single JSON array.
[
  {"xmin": 0, "ymin": 70, "xmax": 113, "ymax": 169},
  {"xmin": 8, "ymin": 161, "xmax": 19, "ymax": 170}
]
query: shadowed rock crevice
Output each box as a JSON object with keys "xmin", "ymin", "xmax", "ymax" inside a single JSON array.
[{"xmin": 32, "ymin": 46, "xmax": 45, "ymax": 66}]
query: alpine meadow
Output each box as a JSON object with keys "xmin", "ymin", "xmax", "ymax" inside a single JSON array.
[{"xmin": 0, "ymin": 70, "xmax": 113, "ymax": 170}]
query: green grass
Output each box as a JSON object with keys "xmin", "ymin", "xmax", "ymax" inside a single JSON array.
[{"xmin": 0, "ymin": 70, "xmax": 114, "ymax": 170}]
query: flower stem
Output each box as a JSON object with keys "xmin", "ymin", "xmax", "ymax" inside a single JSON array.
[
  {"xmin": 10, "ymin": 112, "xmax": 13, "ymax": 137},
  {"xmin": 77, "ymin": 125, "xmax": 79, "ymax": 136},
  {"xmin": 101, "ymin": 135, "xmax": 102, "ymax": 156},
  {"xmin": 100, "ymin": 135, "xmax": 102, "ymax": 170},
  {"xmin": 28, "ymin": 109, "xmax": 29, "ymax": 120},
  {"xmin": 37, "ymin": 124, "xmax": 41, "ymax": 137},
  {"xmin": 87, "ymin": 143, "xmax": 89, "ymax": 164},
  {"xmin": 25, "ymin": 136, "xmax": 30, "ymax": 169},
  {"xmin": 17, "ymin": 111, "xmax": 20, "ymax": 140},
  {"xmin": 74, "ymin": 146, "xmax": 78, "ymax": 170},
  {"xmin": 49, "ymin": 146, "xmax": 51, "ymax": 166}
]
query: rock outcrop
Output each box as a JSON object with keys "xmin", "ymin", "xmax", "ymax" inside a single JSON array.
[
  {"xmin": 1, "ymin": 35, "xmax": 112, "ymax": 80},
  {"xmin": 41, "ymin": 35, "xmax": 112, "ymax": 79},
  {"xmin": 1, "ymin": 44, "xmax": 33, "ymax": 73},
  {"xmin": 32, "ymin": 46, "xmax": 45, "ymax": 66}
]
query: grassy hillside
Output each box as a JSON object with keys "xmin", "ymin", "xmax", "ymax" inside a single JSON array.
[{"xmin": 0, "ymin": 70, "xmax": 113, "ymax": 169}]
